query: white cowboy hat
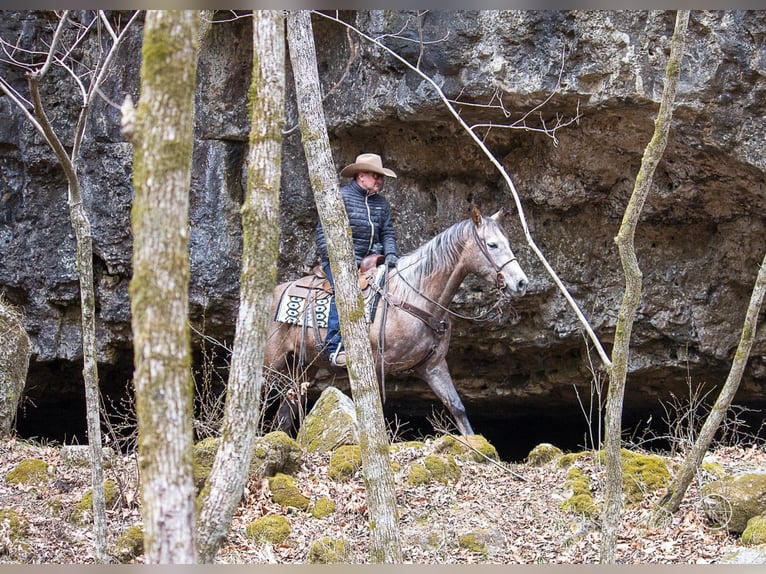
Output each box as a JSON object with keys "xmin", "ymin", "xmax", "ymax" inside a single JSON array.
[{"xmin": 340, "ymin": 153, "xmax": 397, "ymax": 178}]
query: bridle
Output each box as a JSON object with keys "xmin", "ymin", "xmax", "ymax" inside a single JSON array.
[{"xmin": 471, "ymin": 223, "xmax": 517, "ymax": 291}]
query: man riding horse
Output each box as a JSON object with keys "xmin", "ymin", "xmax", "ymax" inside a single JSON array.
[{"xmin": 315, "ymin": 153, "xmax": 400, "ymax": 368}]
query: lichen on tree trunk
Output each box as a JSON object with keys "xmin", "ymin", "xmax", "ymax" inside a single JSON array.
[{"xmin": 130, "ymin": 10, "xmax": 201, "ymax": 564}]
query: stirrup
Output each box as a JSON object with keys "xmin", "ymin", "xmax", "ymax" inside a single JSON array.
[{"xmin": 329, "ymin": 348, "xmax": 347, "ymax": 368}]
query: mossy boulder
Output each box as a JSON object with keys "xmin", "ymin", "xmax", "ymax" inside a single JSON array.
[
  {"xmin": 619, "ymin": 449, "xmax": 672, "ymax": 504},
  {"xmin": 310, "ymin": 496, "xmax": 336, "ymax": 519},
  {"xmin": 251, "ymin": 431, "xmax": 303, "ymax": 477},
  {"xmin": 433, "ymin": 434, "xmax": 499, "ymax": 462},
  {"xmin": 114, "ymin": 525, "xmax": 144, "ymax": 563},
  {"xmin": 298, "ymin": 386, "xmax": 359, "ymax": 452},
  {"xmin": 192, "ymin": 436, "xmax": 220, "ymax": 491},
  {"xmin": 407, "ymin": 454, "xmax": 461, "ymax": 485},
  {"xmin": 308, "ymin": 536, "xmax": 349, "ymax": 563},
  {"xmin": 268, "ymin": 473, "xmax": 310, "ymax": 511},
  {"xmin": 0, "ymin": 297, "xmax": 30, "ymax": 436},
  {"xmin": 526, "ymin": 443, "xmax": 563, "ymax": 466},
  {"xmin": 192, "ymin": 431, "xmax": 303, "ymax": 492},
  {"xmin": 561, "ymin": 466, "xmax": 601, "ymax": 519},
  {"xmin": 245, "ymin": 515, "xmax": 291, "ymax": 544},
  {"xmin": 742, "ymin": 514, "xmax": 766, "ymax": 546},
  {"xmin": 703, "ymin": 473, "xmax": 766, "ymax": 533},
  {"xmin": 327, "ymin": 444, "xmax": 362, "ymax": 482},
  {"xmin": 71, "ymin": 479, "xmax": 120, "ymax": 525},
  {"xmin": 407, "ymin": 463, "xmax": 431, "ymax": 486},
  {"xmin": 0, "ymin": 508, "xmax": 29, "ymax": 553},
  {"xmin": 557, "ymin": 451, "xmax": 590, "ymax": 469},
  {"xmin": 4, "ymin": 458, "xmax": 53, "ymax": 486}
]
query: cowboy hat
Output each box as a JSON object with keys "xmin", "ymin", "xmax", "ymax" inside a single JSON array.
[{"xmin": 340, "ymin": 153, "xmax": 397, "ymax": 178}]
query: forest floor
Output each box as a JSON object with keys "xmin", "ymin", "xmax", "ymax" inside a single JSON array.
[{"xmin": 0, "ymin": 434, "xmax": 764, "ymax": 564}]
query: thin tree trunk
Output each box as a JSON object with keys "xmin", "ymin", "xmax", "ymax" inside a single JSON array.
[
  {"xmin": 131, "ymin": 10, "xmax": 200, "ymax": 564},
  {"xmin": 27, "ymin": 51, "xmax": 110, "ymax": 567},
  {"xmin": 600, "ymin": 10, "xmax": 689, "ymax": 564},
  {"xmin": 656, "ymin": 249, "xmax": 766, "ymax": 517},
  {"xmin": 286, "ymin": 10, "xmax": 403, "ymax": 564},
  {"xmin": 196, "ymin": 10, "xmax": 284, "ymax": 562}
]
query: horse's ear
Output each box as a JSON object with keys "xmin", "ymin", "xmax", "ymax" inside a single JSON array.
[
  {"xmin": 490, "ymin": 207, "xmax": 506, "ymax": 222},
  {"xmin": 471, "ymin": 205, "xmax": 483, "ymax": 226}
]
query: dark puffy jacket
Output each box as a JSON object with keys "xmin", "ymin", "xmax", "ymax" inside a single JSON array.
[{"xmin": 316, "ymin": 180, "xmax": 398, "ymax": 265}]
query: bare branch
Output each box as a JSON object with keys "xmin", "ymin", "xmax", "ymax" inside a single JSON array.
[{"xmin": 33, "ymin": 9, "xmax": 70, "ymax": 79}]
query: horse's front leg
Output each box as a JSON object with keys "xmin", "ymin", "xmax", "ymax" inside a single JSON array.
[{"xmin": 416, "ymin": 358, "xmax": 474, "ymax": 436}]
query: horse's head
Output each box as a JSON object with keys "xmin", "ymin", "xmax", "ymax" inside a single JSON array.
[{"xmin": 469, "ymin": 207, "xmax": 528, "ymax": 298}]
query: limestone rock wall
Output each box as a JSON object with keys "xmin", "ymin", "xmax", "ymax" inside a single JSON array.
[{"xmin": 1, "ymin": 10, "xmax": 765, "ymax": 429}]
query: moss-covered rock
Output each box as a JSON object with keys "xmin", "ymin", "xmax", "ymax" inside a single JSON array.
[
  {"xmin": 71, "ymin": 479, "xmax": 120, "ymax": 525},
  {"xmin": 308, "ymin": 536, "xmax": 349, "ymax": 563},
  {"xmin": 192, "ymin": 435, "xmax": 220, "ymax": 491},
  {"xmin": 0, "ymin": 297, "xmax": 30, "ymax": 436},
  {"xmin": 433, "ymin": 434, "xmax": 499, "ymax": 462},
  {"xmin": 193, "ymin": 431, "xmax": 304, "ymax": 493},
  {"xmin": 245, "ymin": 515, "xmax": 291, "ymax": 544},
  {"xmin": 424, "ymin": 454, "xmax": 461, "ymax": 484},
  {"xmin": 298, "ymin": 386, "xmax": 358, "ymax": 452},
  {"xmin": 407, "ymin": 462, "xmax": 431, "ymax": 486},
  {"xmin": 5, "ymin": 458, "xmax": 53, "ymax": 486},
  {"xmin": 526, "ymin": 443, "xmax": 563, "ymax": 467},
  {"xmin": 252, "ymin": 431, "xmax": 302, "ymax": 477},
  {"xmin": 407, "ymin": 455, "xmax": 461, "ymax": 486},
  {"xmin": 327, "ymin": 444, "xmax": 362, "ymax": 482},
  {"xmin": 561, "ymin": 466, "xmax": 600, "ymax": 519},
  {"xmin": 0, "ymin": 508, "xmax": 29, "ymax": 553},
  {"xmin": 742, "ymin": 514, "xmax": 766, "ymax": 546},
  {"xmin": 703, "ymin": 473, "xmax": 766, "ymax": 533},
  {"xmin": 310, "ymin": 496, "xmax": 336, "ymax": 519},
  {"xmin": 114, "ymin": 525, "xmax": 144, "ymax": 563},
  {"xmin": 268, "ymin": 473, "xmax": 310, "ymax": 511},
  {"xmin": 557, "ymin": 451, "xmax": 590, "ymax": 469},
  {"xmin": 619, "ymin": 449, "xmax": 672, "ymax": 504}
]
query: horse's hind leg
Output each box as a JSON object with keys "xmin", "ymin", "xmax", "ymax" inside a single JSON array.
[{"xmin": 417, "ymin": 358, "xmax": 474, "ymax": 436}]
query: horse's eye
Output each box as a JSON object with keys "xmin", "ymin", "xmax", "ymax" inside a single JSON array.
[{"xmin": 487, "ymin": 242, "xmax": 498, "ymax": 249}]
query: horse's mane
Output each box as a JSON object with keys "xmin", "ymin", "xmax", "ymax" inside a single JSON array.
[{"xmin": 392, "ymin": 218, "xmax": 477, "ymax": 302}]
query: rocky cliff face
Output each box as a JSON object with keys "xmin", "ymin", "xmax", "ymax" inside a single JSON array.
[{"xmin": 1, "ymin": 11, "xmax": 765, "ymax": 445}]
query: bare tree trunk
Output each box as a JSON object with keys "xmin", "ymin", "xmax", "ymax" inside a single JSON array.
[
  {"xmin": 286, "ymin": 10, "xmax": 403, "ymax": 564},
  {"xmin": 196, "ymin": 10, "xmax": 284, "ymax": 562},
  {"xmin": 600, "ymin": 10, "xmax": 689, "ymax": 564},
  {"xmin": 1, "ymin": 11, "xmax": 138, "ymax": 561},
  {"xmin": 131, "ymin": 10, "xmax": 200, "ymax": 564},
  {"xmin": 656, "ymin": 249, "xmax": 766, "ymax": 517}
]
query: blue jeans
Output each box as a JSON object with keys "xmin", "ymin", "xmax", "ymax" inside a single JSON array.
[{"xmin": 322, "ymin": 260, "xmax": 342, "ymax": 355}]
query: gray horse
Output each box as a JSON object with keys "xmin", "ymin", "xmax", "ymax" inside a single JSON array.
[{"xmin": 263, "ymin": 207, "xmax": 529, "ymax": 435}]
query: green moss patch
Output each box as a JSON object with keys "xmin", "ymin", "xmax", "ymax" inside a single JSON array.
[
  {"xmin": 268, "ymin": 473, "xmax": 310, "ymax": 511},
  {"xmin": 115, "ymin": 525, "xmax": 144, "ymax": 563},
  {"xmin": 560, "ymin": 466, "xmax": 600, "ymax": 519},
  {"xmin": 71, "ymin": 480, "xmax": 120, "ymax": 525},
  {"xmin": 407, "ymin": 454, "xmax": 461, "ymax": 486},
  {"xmin": 308, "ymin": 536, "xmax": 349, "ymax": 563},
  {"xmin": 245, "ymin": 515, "xmax": 291, "ymax": 544},
  {"xmin": 526, "ymin": 443, "xmax": 563, "ymax": 467},
  {"xmin": 5, "ymin": 458, "xmax": 52, "ymax": 486},
  {"xmin": 327, "ymin": 445, "xmax": 362, "ymax": 482},
  {"xmin": 0, "ymin": 508, "xmax": 29, "ymax": 552},
  {"xmin": 434, "ymin": 434, "xmax": 499, "ymax": 462},
  {"xmin": 310, "ymin": 496, "xmax": 336, "ymax": 519}
]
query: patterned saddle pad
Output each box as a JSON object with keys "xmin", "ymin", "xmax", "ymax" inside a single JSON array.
[{"xmin": 274, "ymin": 266, "xmax": 386, "ymax": 328}]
